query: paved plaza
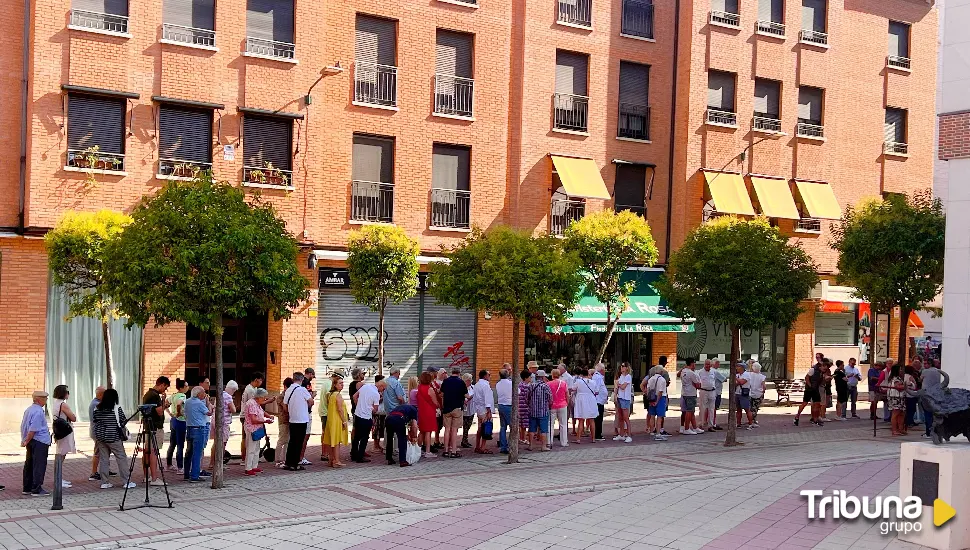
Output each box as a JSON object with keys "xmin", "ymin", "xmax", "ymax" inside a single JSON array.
[{"xmin": 0, "ymin": 406, "xmax": 948, "ymax": 550}]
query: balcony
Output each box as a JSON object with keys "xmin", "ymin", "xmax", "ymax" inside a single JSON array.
[
  {"xmin": 618, "ymin": 103, "xmax": 650, "ymax": 141},
  {"xmin": 796, "ymin": 122, "xmax": 825, "ymax": 139},
  {"xmin": 553, "ymin": 93, "xmax": 589, "ymax": 133},
  {"xmin": 430, "ymin": 188, "xmax": 471, "ymax": 229},
  {"xmin": 244, "ymin": 36, "xmax": 295, "ymax": 61},
  {"xmin": 433, "ymin": 74, "xmax": 474, "ymax": 119},
  {"xmin": 69, "ymin": 9, "xmax": 129, "ymax": 35},
  {"xmin": 354, "ymin": 61, "xmax": 399, "ymax": 109},
  {"xmin": 706, "ymin": 108, "xmax": 737, "ymax": 128},
  {"xmin": 158, "ymin": 158, "xmax": 212, "ymax": 179},
  {"xmin": 795, "ymin": 218, "xmax": 822, "ymax": 233},
  {"xmin": 243, "ymin": 165, "xmax": 294, "ymax": 189},
  {"xmin": 884, "ymin": 141, "xmax": 909, "ymax": 156},
  {"xmin": 162, "ymin": 23, "xmax": 216, "ymax": 48},
  {"xmin": 756, "ymin": 20, "xmax": 785, "ymax": 37},
  {"xmin": 888, "ymin": 55, "xmax": 911, "ymax": 71},
  {"xmin": 709, "ymin": 10, "xmax": 741, "ymax": 28},
  {"xmin": 558, "ymin": 0, "xmax": 592, "ymax": 28},
  {"xmin": 550, "ymin": 198, "xmax": 585, "ymax": 236},
  {"xmin": 615, "ymin": 204, "xmax": 645, "ymax": 217},
  {"xmin": 752, "ymin": 115, "xmax": 782, "ymax": 134},
  {"xmin": 351, "ymin": 181, "xmax": 394, "ymax": 223},
  {"xmin": 621, "ymin": 0, "xmax": 654, "ymax": 39},
  {"xmin": 799, "ymin": 29, "xmax": 828, "ymax": 47},
  {"xmin": 66, "ymin": 149, "xmax": 125, "ymax": 172}
]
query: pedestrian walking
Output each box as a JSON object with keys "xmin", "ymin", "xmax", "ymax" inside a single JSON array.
[
  {"xmin": 548, "ymin": 368, "xmax": 569, "ymax": 447},
  {"xmin": 834, "ymin": 361, "xmax": 849, "ymax": 421},
  {"xmin": 472, "ymin": 370, "xmax": 494, "ymax": 454},
  {"xmin": 386, "ymin": 403, "xmax": 419, "ymax": 467},
  {"xmin": 845, "ymin": 358, "xmax": 862, "ymax": 418},
  {"xmin": 276, "ymin": 377, "xmax": 293, "ymax": 468},
  {"xmin": 748, "ymin": 363, "xmax": 766, "ymax": 426},
  {"xmin": 283, "ymin": 372, "xmax": 314, "ymax": 471},
  {"xmin": 571, "ymin": 369, "xmax": 598, "ymax": 444},
  {"xmin": 91, "ymin": 388, "xmax": 136, "ymax": 490},
  {"xmin": 613, "ymin": 364, "xmax": 633, "ymax": 443},
  {"xmin": 679, "ymin": 358, "xmax": 701, "ymax": 435},
  {"xmin": 352, "ymin": 378, "xmax": 385, "ymax": 463},
  {"xmin": 527, "ymin": 370, "xmax": 552, "ymax": 451},
  {"xmin": 51, "ymin": 385, "xmax": 76, "ymax": 489},
  {"xmin": 323, "ymin": 375, "xmax": 349, "ymax": 468},
  {"xmin": 496, "ymin": 367, "xmax": 513, "ymax": 454},
  {"xmin": 734, "ymin": 363, "xmax": 754, "ymax": 430},
  {"xmin": 243, "ymin": 388, "xmax": 273, "ymax": 476},
  {"xmin": 416, "ymin": 371, "xmax": 440, "ymax": 458},
  {"xmin": 460, "ymin": 373, "xmax": 475, "ymax": 449},
  {"xmin": 165, "ymin": 379, "xmax": 188, "ymax": 474}
]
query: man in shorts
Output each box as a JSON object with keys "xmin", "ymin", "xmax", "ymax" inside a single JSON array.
[
  {"xmin": 679, "ymin": 358, "xmax": 701, "ymax": 435},
  {"xmin": 439, "ymin": 368, "xmax": 467, "ymax": 457},
  {"xmin": 645, "ymin": 370, "xmax": 668, "ymax": 441},
  {"xmin": 794, "ymin": 355, "xmax": 824, "ymax": 426}
]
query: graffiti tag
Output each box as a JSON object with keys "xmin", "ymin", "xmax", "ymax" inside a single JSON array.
[
  {"xmin": 444, "ymin": 341, "xmax": 470, "ymax": 369},
  {"xmin": 319, "ymin": 327, "xmax": 388, "ymax": 363}
]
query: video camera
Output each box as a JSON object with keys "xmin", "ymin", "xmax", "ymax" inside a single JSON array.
[{"xmin": 136, "ymin": 403, "xmax": 157, "ymax": 416}]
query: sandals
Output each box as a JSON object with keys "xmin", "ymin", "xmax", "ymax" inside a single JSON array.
[{"xmin": 479, "ymin": 449, "xmax": 494, "ymax": 454}]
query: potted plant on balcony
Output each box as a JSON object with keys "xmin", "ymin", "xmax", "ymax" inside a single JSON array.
[
  {"xmin": 171, "ymin": 163, "xmax": 198, "ymax": 178},
  {"xmin": 263, "ymin": 162, "xmax": 288, "ymax": 187}
]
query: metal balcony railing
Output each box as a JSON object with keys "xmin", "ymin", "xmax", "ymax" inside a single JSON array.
[
  {"xmin": 884, "ymin": 141, "xmax": 909, "ymax": 155},
  {"xmin": 550, "ymin": 198, "xmax": 585, "ymax": 236},
  {"xmin": 615, "ymin": 204, "xmax": 646, "ymax": 217},
  {"xmin": 553, "ymin": 93, "xmax": 589, "ymax": 133},
  {"xmin": 243, "ymin": 165, "xmax": 294, "ymax": 187},
  {"xmin": 351, "ymin": 181, "xmax": 394, "ymax": 223},
  {"xmin": 558, "ymin": 0, "xmax": 592, "ymax": 27},
  {"xmin": 753, "ymin": 115, "xmax": 782, "ymax": 133},
  {"xmin": 355, "ymin": 61, "xmax": 399, "ymax": 108},
  {"xmin": 888, "ymin": 55, "xmax": 911, "ymax": 70},
  {"xmin": 799, "ymin": 29, "xmax": 828, "ymax": 46},
  {"xmin": 796, "ymin": 122, "xmax": 825, "ymax": 139},
  {"xmin": 621, "ymin": 0, "xmax": 654, "ymax": 39},
  {"xmin": 618, "ymin": 103, "xmax": 650, "ymax": 140},
  {"xmin": 245, "ymin": 36, "xmax": 295, "ymax": 60},
  {"xmin": 430, "ymin": 188, "xmax": 471, "ymax": 229},
  {"xmin": 67, "ymin": 149, "xmax": 125, "ymax": 171},
  {"xmin": 158, "ymin": 158, "xmax": 212, "ymax": 178},
  {"xmin": 710, "ymin": 10, "xmax": 741, "ymax": 28},
  {"xmin": 706, "ymin": 108, "xmax": 737, "ymax": 127},
  {"xmin": 162, "ymin": 23, "xmax": 216, "ymax": 47},
  {"xmin": 69, "ymin": 9, "xmax": 129, "ymax": 34},
  {"xmin": 795, "ymin": 218, "xmax": 822, "ymax": 232},
  {"xmin": 434, "ymin": 74, "xmax": 474, "ymax": 118},
  {"xmin": 756, "ymin": 20, "xmax": 785, "ymax": 37}
]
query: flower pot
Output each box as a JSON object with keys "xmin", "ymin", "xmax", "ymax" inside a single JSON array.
[{"xmin": 265, "ymin": 174, "xmax": 286, "ymax": 186}]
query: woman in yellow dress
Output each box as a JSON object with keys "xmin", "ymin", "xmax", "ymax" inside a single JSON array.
[{"xmin": 323, "ymin": 375, "xmax": 348, "ymax": 468}]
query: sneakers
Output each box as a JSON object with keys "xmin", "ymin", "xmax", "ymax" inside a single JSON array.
[
  {"xmin": 176, "ymin": 468, "xmax": 183, "ymax": 475},
  {"xmin": 165, "ymin": 465, "xmax": 178, "ymax": 473},
  {"xmin": 199, "ymin": 470, "xmax": 212, "ymax": 478},
  {"xmin": 423, "ymin": 452, "xmax": 436, "ymax": 459},
  {"xmin": 653, "ymin": 434, "xmax": 667, "ymax": 441},
  {"xmin": 149, "ymin": 478, "xmax": 165, "ymax": 487},
  {"xmin": 690, "ymin": 429, "xmax": 703, "ymax": 435},
  {"xmin": 793, "ymin": 418, "xmax": 800, "ymax": 426},
  {"xmin": 921, "ymin": 433, "xmax": 932, "ymax": 438},
  {"xmin": 123, "ymin": 482, "xmax": 136, "ymax": 489},
  {"xmin": 851, "ymin": 414, "xmax": 861, "ymax": 419},
  {"xmin": 745, "ymin": 425, "xmax": 753, "ymax": 430},
  {"xmin": 613, "ymin": 435, "xmax": 624, "ymax": 441},
  {"xmin": 298, "ymin": 458, "xmax": 311, "ymax": 466},
  {"xmin": 624, "ymin": 436, "xmax": 633, "ymax": 443},
  {"xmin": 88, "ymin": 473, "xmax": 102, "ymax": 482},
  {"xmin": 679, "ymin": 427, "xmax": 686, "ymax": 434},
  {"xmin": 100, "ymin": 483, "xmax": 113, "ymax": 490},
  {"xmin": 660, "ymin": 429, "xmax": 672, "ymax": 436},
  {"xmin": 31, "ymin": 488, "xmax": 50, "ymax": 497},
  {"xmin": 61, "ymin": 480, "xmax": 72, "ymax": 488},
  {"xmin": 713, "ymin": 425, "xmax": 723, "ymax": 431}
]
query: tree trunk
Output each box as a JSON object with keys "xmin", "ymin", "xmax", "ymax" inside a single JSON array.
[
  {"xmin": 508, "ymin": 318, "xmax": 521, "ymax": 464},
  {"xmin": 212, "ymin": 316, "xmax": 225, "ymax": 489},
  {"xmin": 724, "ymin": 325, "xmax": 740, "ymax": 447},
  {"xmin": 101, "ymin": 313, "xmax": 115, "ymax": 390},
  {"xmin": 378, "ymin": 306, "xmax": 385, "ymax": 376},
  {"xmin": 897, "ymin": 306, "xmax": 911, "ymax": 366},
  {"xmin": 594, "ymin": 303, "xmax": 617, "ymax": 367}
]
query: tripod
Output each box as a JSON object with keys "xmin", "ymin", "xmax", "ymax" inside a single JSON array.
[{"xmin": 120, "ymin": 411, "xmax": 174, "ymax": 511}]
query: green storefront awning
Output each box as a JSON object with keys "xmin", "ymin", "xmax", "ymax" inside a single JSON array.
[{"xmin": 546, "ymin": 269, "xmax": 694, "ymax": 334}]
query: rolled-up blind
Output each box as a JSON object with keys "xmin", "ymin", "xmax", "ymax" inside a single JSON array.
[
  {"xmin": 753, "ymin": 79, "xmax": 779, "ymax": 117},
  {"xmin": 758, "ymin": 0, "xmax": 783, "ymax": 22},
  {"xmin": 797, "ymin": 86, "xmax": 823, "ymax": 123},
  {"xmin": 158, "ymin": 105, "xmax": 212, "ymax": 163},
  {"xmin": 707, "ymin": 70, "xmax": 735, "ymax": 111},
  {"xmin": 432, "ymin": 145, "xmax": 470, "ymax": 191},
  {"xmin": 164, "ymin": 0, "xmax": 215, "ymax": 30},
  {"xmin": 889, "ymin": 21, "xmax": 909, "ymax": 58},
  {"xmin": 67, "ymin": 95, "xmax": 125, "ymax": 154},
  {"xmin": 73, "ymin": 0, "xmax": 128, "ymax": 15},
  {"xmin": 356, "ymin": 15, "xmax": 397, "ymax": 65},
  {"xmin": 244, "ymin": 116, "xmax": 292, "ymax": 170},
  {"xmin": 435, "ymin": 30, "xmax": 473, "ymax": 78},
  {"xmin": 619, "ymin": 61, "xmax": 649, "ymax": 106},
  {"xmin": 246, "ymin": 0, "xmax": 294, "ymax": 43},
  {"xmin": 352, "ymin": 135, "xmax": 394, "ymax": 183},
  {"xmin": 712, "ymin": 0, "xmax": 738, "ymax": 13},
  {"xmin": 801, "ymin": 0, "xmax": 826, "ymax": 32},
  {"xmin": 885, "ymin": 108, "xmax": 906, "ymax": 143},
  {"xmin": 555, "ymin": 50, "xmax": 588, "ymax": 96}
]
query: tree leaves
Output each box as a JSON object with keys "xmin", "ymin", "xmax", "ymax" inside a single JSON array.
[{"xmin": 347, "ymin": 225, "xmax": 420, "ymax": 311}]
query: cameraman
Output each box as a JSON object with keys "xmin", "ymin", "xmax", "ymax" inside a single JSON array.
[{"xmin": 142, "ymin": 376, "xmax": 171, "ymax": 486}]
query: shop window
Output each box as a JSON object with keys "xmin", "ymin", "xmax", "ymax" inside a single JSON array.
[{"xmin": 814, "ymin": 308, "xmax": 857, "ymax": 346}]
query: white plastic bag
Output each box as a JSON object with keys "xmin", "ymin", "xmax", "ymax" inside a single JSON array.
[{"xmin": 406, "ymin": 441, "xmax": 422, "ymax": 465}]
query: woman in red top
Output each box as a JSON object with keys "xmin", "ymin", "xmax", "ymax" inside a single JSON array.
[{"xmin": 416, "ymin": 371, "xmax": 440, "ymax": 458}]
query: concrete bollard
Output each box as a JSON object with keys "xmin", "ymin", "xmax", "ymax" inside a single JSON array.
[{"xmin": 51, "ymin": 454, "xmax": 64, "ymax": 511}]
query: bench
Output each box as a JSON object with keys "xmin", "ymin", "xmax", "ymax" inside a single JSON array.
[{"xmin": 773, "ymin": 379, "xmax": 806, "ymax": 405}]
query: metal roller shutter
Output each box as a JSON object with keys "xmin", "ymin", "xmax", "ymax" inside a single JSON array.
[
  {"xmin": 801, "ymin": 0, "xmax": 826, "ymax": 32},
  {"xmin": 614, "ymin": 164, "xmax": 646, "ymax": 209},
  {"xmin": 246, "ymin": 0, "xmax": 293, "ymax": 42},
  {"xmin": 707, "ymin": 70, "xmax": 735, "ymax": 111},
  {"xmin": 797, "ymin": 87, "xmax": 822, "ymax": 122},
  {"xmin": 355, "ymin": 15, "xmax": 397, "ymax": 66},
  {"xmin": 67, "ymin": 95, "xmax": 125, "ymax": 154},
  {"xmin": 164, "ymin": 0, "xmax": 215, "ymax": 30},
  {"xmin": 421, "ymin": 298, "xmax": 477, "ymax": 376},
  {"xmin": 432, "ymin": 145, "xmax": 470, "ymax": 191},
  {"xmin": 243, "ymin": 116, "xmax": 292, "ymax": 170},
  {"xmin": 618, "ymin": 61, "xmax": 649, "ymax": 107},
  {"xmin": 435, "ymin": 31, "xmax": 472, "ymax": 78},
  {"xmin": 158, "ymin": 106, "xmax": 212, "ymax": 163},
  {"xmin": 885, "ymin": 108, "xmax": 905, "ymax": 143},
  {"xmin": 73, "ymin": 0, "xmax": 128, "ymax": 15},
  {"xmin": 555, "ymin": 50, "xmax": 588, "ymax": 96},
  {"xmin": 889, "ymin": 21, "xmax": 909, "ymax": 58},
  {"xmin": 352, "ymin": 135, "xmax": 393, "ymax": 183}
]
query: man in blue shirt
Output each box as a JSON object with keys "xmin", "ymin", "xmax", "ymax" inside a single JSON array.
[
  {"xmin": 383, "ymin": 366, "xmax": 407, "ymax": 464},
  {"xmin": 21, "ymin": 390, "xmax": 52, "ymax": 496},
  {"xmin": 183, "ymin": 387, "xmax": 212, "ymax": 482},
  {"xmin": 385, "ymin": 404, "xmax": 419, "ymax": 467}
]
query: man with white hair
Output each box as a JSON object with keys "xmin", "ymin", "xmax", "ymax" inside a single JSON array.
[
  {"xmin": 748, "ymin": 362, "xmax": 767, "ymax": 426},
  {"xmin": 697, "ymin": 360, "xmax": 717, "ymax": 432},
  {"xmin": 710, "ymin": 360, "xmax": 727, "ymax": 430},
  {"xmin": 592, "ymin": 364, "xmax": 608, "ymax": 441},
  {"xmin": 382, "ymin": 366, "xmax": 407, "ymax": 464},
  {"xmin": 21, "ymin": 390, "xmax": 52, "ymax": 495},
  {"xmin": 282, "ymin": 372, "xmax": 313, "ymax": 470}
]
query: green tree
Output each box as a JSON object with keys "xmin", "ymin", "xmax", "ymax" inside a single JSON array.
[
  {"xmin": 104, "ymin": 174, "xmax": 309, "ymax": 488},
  {"xmin": 429, "ymin": 227, "xmax": 583, "ymax": 463},
  {"xmin": 655, "ymin": 217, "xmax": 818, "ymax": 446},
  {"xmin": 45, "ymin": 210, "xmax": 133, "ymax": 389},
  {"xmin": 347, "ymin": 225, "xmax": 420, "ymax": 375},
  {"xmin": 564, "ymin": 209, "xmax": 659, "ymax": 365},
  {"xmin": 830, "ymin": 190, "xmax": 944, "ymax": 364}
]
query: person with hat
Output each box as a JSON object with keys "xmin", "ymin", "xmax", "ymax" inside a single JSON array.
[
  {"xmin": 527, "ymin": 370, "xmax": 553, "ymax": 452},
  {"xmin": 21, "ymin": 391, "xmax": 52, "ymax": 496}
]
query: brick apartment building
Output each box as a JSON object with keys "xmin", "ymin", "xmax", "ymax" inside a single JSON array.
[{"xmin": 0, "ymin": 0, "xmax": 936, "ymax": 425}]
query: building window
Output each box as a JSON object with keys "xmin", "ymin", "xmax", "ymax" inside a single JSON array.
[
  {"xmin": 614, "ymin": 164, "xmax": 647, "ymax": 216},
  {"xmin": 753, "ymin": 78, "xmax": 782, "ymax": 133},
  {"xmin": 800, "ymin": 0, "xmax": 827, "ymax": 46},
  {"xmin": 888, "ymin": 21, "xmax": 911, "ymax": 70},
  {"xmin": 884, "ymin": 107, "xmax": 908, "ymax": 155},
  {"xmin": 710, "ymin": 0, "xmax": 740, "ymax": 28},
  {"xmin": 550, "ymin": 178, "xmax": 585, "ymax": 236},
  {"xmin": 553, "ymin": 50, "xmax": 590, "ymax": 133},
  {"xmin": 434, "ymin": 30, "xmax": 474, "ymax": 118},
  {"xmin": 157, "ymin": 105, "xmax": 213, "ymax": 177},
  {"xmin": 162, "ymin": 0, "xmax": 215, "ymax": 47},
  {"xmin": 618, "ymin": 61, "xmax": 650, "ymax": 141},
  {"xmin": 245, "ymin": 0, "xmax": 295, "ymax": 60},
  {"xmin": 621, "ymin": 0, "xmax": 654, "ymax": 39},
  {"xmin": 815, "ymin": 307, "xmax": 858, "ymax": 346},
  {"xmin": 351, "ymin": 135, "xmax": 395, "ymax": 223},
  {"xmin": 756, "ymin": 0, "xmax": 785, "ymax": 36},
  {"xmin": 431, "ymin": 144, "xmax": 471, "ymax": 229},
  {"xmin": 796, "ymin": 86, "xmax": 824, "ymax": 138},
  {"xmin": 70, "ymin": 0, "xmax": 129, "ymax": 35},
  {"xmin": 558, "ymin": 0, "xmax": 592, "ymax": 28},
  {"xmin": 66, "ymin": 94, "xmax": 126, "ymax": 172},
  {"xmin": 355, "ymin": 15, "xmax": 399, "ymax": 108},
  {"xmin": 706, "ymin": 70, "xmax": 737, "ymax": 127},
  {"xmin": 242, "ymin": 115, "xmax": 294, "ymax": 188}
]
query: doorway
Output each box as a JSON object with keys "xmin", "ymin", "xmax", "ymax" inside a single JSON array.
[{"xmin": 185, "ymin": 314, "xmax": 267, "ymax": 407}]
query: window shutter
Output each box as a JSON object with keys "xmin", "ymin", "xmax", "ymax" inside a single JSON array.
[
  {"xmin": 432, "ymin": 145, "xmax": 470, "ymax": 191},
  {"xmin": 435, "ymin": 31, "xmax": 472, "ymax": 78},
  {"xmin": 801, "ymin": 0, "xmax": 825, "ymax": 31},
  {"xmin": 352, "ymin": 135, "xmax": 394, "ymax": 183},
  {"xmin": 758, "ymin": 0, "xmax": 782, "ymax": 22},
  {"xmin": 164, "ymin": 0, "xmax": 214, "ymax": 30},
  {"xmin": 555, "ymin": 51, "xmax": 588, "ymax": 96},
  {"xmin": 614, "ymin": 165, "xmax": 646, "ymax": 209},
  {"xmin": 798, "ymin": 87, "xmax": 822, "ymax": 123},
  {"xmin": 618, "ymin": 62, "xmax": 649, "ymax": 107},
  {"xmin": 67, "ymin": 95, "xmax": 125, "ymax": 154},
  {"xmin": 246, "ymin": 0, "xmax": 294, "ymax": 42},
  {"xmin": 73, "ymin": 0, "xmax": 128, "ymax": 16},
  {"xmin": 889, "ymin": 21, "xmax": 909, "ymax": 58},
  {"xmin": 158, "ymin": 106, "xmax": 212, "ymax": 163},
  {"xmin": 243, "ymin": 116, "xmax": 292, "ymax": 171},
  {"xmin": 712, "ymin": 0, "xmax": 738, "ymax": 13},
  {"xmin": 885, "ymin": 109, "xmax": 906, "ymax": 143},
  {"xmin": 707, "ymin": 71, "xmax": 735, "ymax": 111},
  {"xmin": 753, "ymin": 79, "xmax": 779, "ymax": 117},
  {"xmin": 356, "ymin": 16, "xmax": 397, "ymax": 66}
]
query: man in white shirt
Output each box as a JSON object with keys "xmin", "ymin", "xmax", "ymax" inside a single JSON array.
[
  {"xmin": 472, "ymin": 370, "xmax": 494, "ymax": 454},
  {"xmin": 697, "ymin": 360, "xmax": 717, "ymax": 432},
  {"xmin": 495, "ymin": 366, "xmax": 513, "ymax": 454},
  {"xmin": 679, "ymin": 358, "xmax": 702, "ymax": 435},
  {"xmin": 710, "ymin": 360, "xmax": 727, "ymax": 430},
  {"xmin": 592, "ymin": 364, "xmax": 608, "ymax": 441},
  {"xmin": 645, "ymin": 371, "xmax": 669, "ymax": 441},
  {"xmin": 351, "ymin": 379, "xmax": 386, "ymax": 463},
  {"xmin": 845, "ymin": 358, "xmax": 862, "ymax": 418},
  {"xmin": 282, "ymin": 372, "xmax": 314, "ymax": 470}
]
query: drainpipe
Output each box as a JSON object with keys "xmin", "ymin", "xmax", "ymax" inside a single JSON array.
[
  {"xmin": 18, "ymin": 0, "xmax": 30, "ymax": 233},
  {"xmin": 663, "ymin": 0, "xmax": 681, "ymax": 265}
]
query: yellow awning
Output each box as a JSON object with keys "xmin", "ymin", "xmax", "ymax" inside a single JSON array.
[
  {"xmin": 794, "ymin": 181, "xmax": 842, "ymax": 219},
  {"xmin": 750, "ymin": 176, "xmax": 800, "ymax": 219},
  {"xmin": 703, "ymin": 171, "xmax": 755, "ymax": 216},
  {"xmin": 550, "ymin": 155, "xmax": 611, "ymax": 200}
]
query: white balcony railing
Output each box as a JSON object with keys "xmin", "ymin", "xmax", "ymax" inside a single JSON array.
[
  {"xmin": 245, "ymin": 36, "xmax": 295, "ymax": 60},
  {"xmin": 558, "ymin": 0, "xmax": 592, "ymax": 27},
  {"xmin": 799, "ymin": 29, "xmax": 828, "ymax": 46},
  {"xmin": 756, "ymin": 20, "xmax": 785, "ymax": 37},
  {"xmin": 888, "ymin": 55, "xmax": 911, "ymax": 70},
  {"xmin": 69, "ymin": 9, "xmax": 129, "ymax": 34},
  {"xmin": 431, "ymin": 188, "xmax": 471, "ymax": 229},
  {"xmin": 355, "ymin": 61, "xmax": 399, "ymax": 108},
  {"xmin": 795, "ymin": 218, "xmax": 822, "ymax": 232},
  {"xmin": 67, "ymin": 149, "xmax": 126, "ymax": 172},
  {"xmin": 158, "ymin": 158, "xmax": 212, "ymax": 178},
  {"xmin": 162, "ymin": 23, "xmax": 216, "ymax": 47},
  {"xmin": 753, "ymin": 116, "xmax": 782, "ymax": 133},
  {"xmin": 434, "ymin": 74, "xmax": 474, "ymax": 118},
  {"xmin": 796, "ymin": 122, "xmax": 825, "ymax": 139},
  {"xmin": 706, "ymin": 108, "xmax": 737, "ymax": 127},
  {"xmin": 884, "ymin": 141, "xmax": 909, "ymax": 155},
  {"xmin": 553, "ymin": 93, "xmax": 590, "ymax": 133},
  {"xmin": 710, "ymin": 10, "xmax": 741, "ymax": 28},
  {"xmin": 351, "ymin": 181, "xmax": 394, "ymax": 223},
  {"xmin": 550, "ymin": 198, "xmax": 585, "ymax": 236}
]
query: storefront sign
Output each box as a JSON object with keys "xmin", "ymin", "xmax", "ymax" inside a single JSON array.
[
  {"xmin": 857, "ymin": 304, "xmax": 890, "ymax": 363},
  {"xmin": 548, "ymin": 323, "xmax": 693, "ymax": 334},
  {"xmin": 564, "ymin": 269, "xmax": 692, "ymax": 326},
  {"xmin": 319, "ymin": 269, "xmax": 350, "ymax": 288}
]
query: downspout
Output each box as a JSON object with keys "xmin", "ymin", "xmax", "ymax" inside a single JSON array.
[
  {"xmin": 664, "ymin": 0, "xmax": 682, "ymax": 265},
  {"xmin": 18, "ymin": 0, "xmax": 30, "ymax": 233}
]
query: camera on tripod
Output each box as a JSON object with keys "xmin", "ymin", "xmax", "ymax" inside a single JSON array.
[{"xmin": 136, "ymin": 403, "xmax": 156, "ymax": 416}]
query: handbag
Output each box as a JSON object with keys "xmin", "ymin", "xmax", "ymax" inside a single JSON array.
[
  {"xmin": 406, "ymin": 441, "xmax": 422, "ymax": 465},
  {"xmin": 114, "ymin": 405, "xmax": 129, "ymax": 441},
  {"xmin": 260, "ymin": 435, "xmax": 275, "ymax": 462},
  {"xmin": 251, "ymin": 426, "xmax": 266, "ymax": 441},
  {"xmin": 52, "ymin": 403, "xmax": 73, "ymax": 440},
  {"xmin": 645, "ymin": 376, "xmax": 658, "ymax": 403},
  {"xmin": 480, "ymin": 419, "xmax": 494, "ymax": 440}
]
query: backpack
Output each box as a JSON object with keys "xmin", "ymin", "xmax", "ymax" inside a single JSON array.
[
  {"xmin": 645, "ymin": 375, "xmax": 660, "ymax": 403},
  {"xmin": 808, "ymin": 367, "xmax": 823, "ymax": 390}
]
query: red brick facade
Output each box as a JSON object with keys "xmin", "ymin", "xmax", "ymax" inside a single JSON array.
[{"xmin": 939, "ymin": 111, "xmax": 970, "ymax": 160}]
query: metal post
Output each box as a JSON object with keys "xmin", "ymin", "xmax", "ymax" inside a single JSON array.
[{"xmin": 51, "ymin": 454, "xmax": 64, "ymax": 511}]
